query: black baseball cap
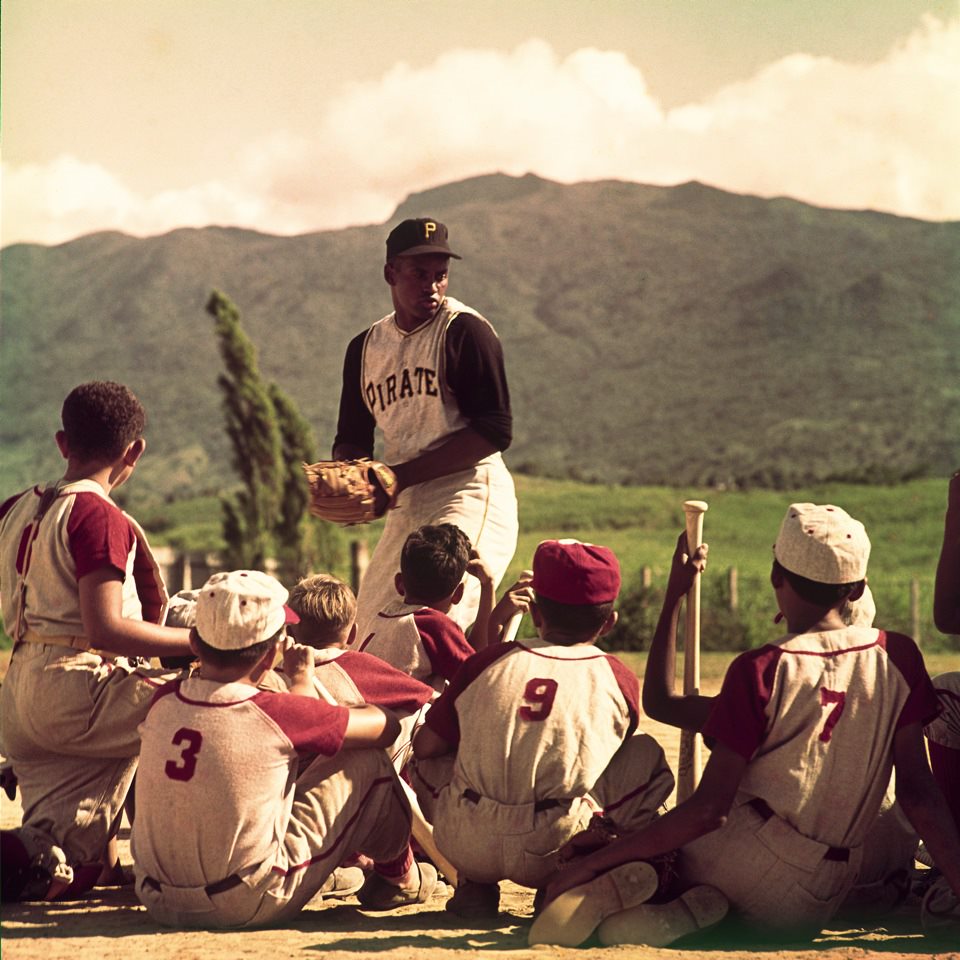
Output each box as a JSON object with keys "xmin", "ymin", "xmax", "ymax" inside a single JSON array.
[{"xmin": 386, "ymin": 218, "xmax": 461, "ymax": 260}]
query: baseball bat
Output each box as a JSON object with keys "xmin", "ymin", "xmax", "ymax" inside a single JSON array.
[
  {"xmin": 677, "ymin": 499, "xmax": 708, "ymax": 802},
  {"xmin": 501, "ymin": 609, "xmax": 524, "ymax": 645}
]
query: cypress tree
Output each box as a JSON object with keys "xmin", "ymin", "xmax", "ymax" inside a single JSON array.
[{"xmin": 206, "ymin": 290, "xmax": 282, "ymax": 569}]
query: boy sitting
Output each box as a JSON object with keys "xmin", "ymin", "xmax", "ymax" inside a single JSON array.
[
  {"xmin": 131, "ymin": 569, "xmax": 438, "ymax": 928},
  {"xmin": 409, "ymin": 539, "xmax": 674, "ymax": 919},
  {"xmin": 282, "ymin": 573, "xmax": 435, "ymax": 770},
  {"xmin": 532, "ymin": 503, "xmax": 960, "ymax": 946},
  {"xmin": 0, "ymin": 381, "xmax": 192, "ymax": 901},
  {"xmin": 357, "ymin": 523, "xmax": 493, "ymax": 692}
]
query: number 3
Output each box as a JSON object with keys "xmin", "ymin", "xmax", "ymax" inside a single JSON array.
[
  {"xmin": 818, "ymin": 689, "xmax": 846, "ymax": 743},
  {"xmin": 165, "ymin": 727, "xmax": 203, "ymax": 781},
  {"xmin": 519, "ymin": 678, "xmax": 558, "ymax": 721}
]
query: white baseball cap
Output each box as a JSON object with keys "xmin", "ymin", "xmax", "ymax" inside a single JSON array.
[
  {"xmin": 774, "ymin": 503, "xmax": 870, "ymax": 584},
  {"xmin": 196, "ymin": 570, "xmax": 294, "ymax": 650}
]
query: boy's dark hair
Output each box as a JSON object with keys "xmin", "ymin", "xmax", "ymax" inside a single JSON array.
[
  {"xmin": 534, "ymin": 592, "xmax": 615, "ymax": 643},
  {"xmin": 401, "ymin": 523, "xmax": 471, "ymax": 602},
  {"xmin": 191, "ymin": 627, "xmax": 281, "ymax": 669},
  {"xmin": 61, "ymin": 381, "xmax": 145, "ymax": 462},
  {"xmin": 772, "ymin": 560, "xmax": 863, "ymax": 609}
]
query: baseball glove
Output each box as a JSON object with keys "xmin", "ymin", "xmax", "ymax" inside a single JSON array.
[{"xmin": 302, "ymin": 459, "xmax": 399, "ymax": 525}]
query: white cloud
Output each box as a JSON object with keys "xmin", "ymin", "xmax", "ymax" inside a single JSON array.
[{"xmin": 3, "ymin": 16, "xmax": 959, "ymax": 247}]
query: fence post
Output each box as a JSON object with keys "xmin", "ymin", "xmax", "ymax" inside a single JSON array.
[
  {"xmin": 911, "ymin": 578, "xmax": 921, "ymax": 644},
  {"xmin": 180, "ymin": 552, "xmax": 193, "ymax": 592},
  {"xmin": 641, "ymin": 566, "xmax": 652, "ymax": 589},
  {"xmin": 728, "ymin": 566, "xmax": 738, "ymax": 612},
  {"xmin": 351, "ymin": 540, "xmax": 369, "ymax": 594}
]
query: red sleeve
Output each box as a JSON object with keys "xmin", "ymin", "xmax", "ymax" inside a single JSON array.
[
  {"xmin": 132, "ymin": 535, "xmax": 166, "ymax": 624},
  {"xmin": 880, "ymin": 631, "xmax": 942, "ymax": 729},
  {"xmin": 338, "ymin": 651, "xmax": 434, "ymax": 716},
  {"xmin": 66, "ymin": 493, "xmax": 135, "ymax": 580},
  {"xmin": 414, "ymin": 608, "xmax": 475, "ymax": 682},
  {"xmin": 604, "ymin": 655, "xmax": 641, "ymax": 735},
  {"xmin": 0, "ymin": 489, "xmax": 30, "ymax": 523},
  {"xmin": 702, "ymin": 646, "xmax": 783, "ymax": 760},
  {"xmin": 425, "ymin": 641, "xmax": 518, "ymax": 746},
  {"xmin": 251, "ymin": 691, "xmax": 350, "ymax": 756},
  {"xmin": 148, "ymin": 677, "xmax": 182, "ymax": 709}
]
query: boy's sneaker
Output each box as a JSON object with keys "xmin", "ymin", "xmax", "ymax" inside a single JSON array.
[
  {"xmin": 357, "ymin": 861, "xmax": 439, "ymax": 910},
  {"xmin": 922, "ymin": 876, "xmax": 960, "ymax": 938},
  {"xmin": 446, "ymin": 879, "xmax": 500, "ymax": 919},
  {"xmin": 0, "ymin": 831, "xmax": 74, "ymax": 902},
  {"xmin": 319, "ymin": 866, "xmax": 365, "ymax": 899},
  {"xmin": 528, "ymin": 860, "xmax": 659, "ymax": 947},
  {"xmin": 597, "ymin": 884, "xmax": 729, "ymax": 947}
]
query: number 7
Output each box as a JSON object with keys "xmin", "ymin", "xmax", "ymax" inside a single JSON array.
[{"xmin": 819, "ymin": 688, "xmax": 846, "ymax": 743}]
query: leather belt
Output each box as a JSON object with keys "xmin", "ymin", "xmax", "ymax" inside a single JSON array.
[
  {"xmin": 143, "ymin": 873, "xmax": 244, "ymax": 896},
  {"xmin": 748, "ymin": 798, "xmax": 849, "ymax": 862},
  {"xmin": 462, "ymin": 787, "xmax": 567, "ymax": 813}
]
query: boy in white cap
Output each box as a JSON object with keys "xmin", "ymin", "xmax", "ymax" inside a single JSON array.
[
  {"xmin": 408, "ymin": 539, "xmax": 674, "ymax": 919},
  {"xmin": 532, "ymin": 503, "xmax": 960, "ymax": 946},
  {"xmin": 131, "ymin": 569, "xmax": 439, "ymax": 928}
]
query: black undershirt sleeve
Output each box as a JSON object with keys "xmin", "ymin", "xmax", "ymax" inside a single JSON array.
[
  {"xmin": 333, "ymin": 331, "xmax": 376, "ymax": 457},
  {"xmin": 445, "ymin": 313, "xmax": 513, "ymax": 451}
]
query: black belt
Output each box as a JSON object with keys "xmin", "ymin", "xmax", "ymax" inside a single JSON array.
[
  {"xmin": 748, "ymin": 798, "xmax": 849, "ymax": 862},
  {"xmin": 462, "ymin": 788, "xmax": 566, "ymax": 813},
  {"xmin": 143, "ymin": 873, "xmax": 244, "ymax": 896}
]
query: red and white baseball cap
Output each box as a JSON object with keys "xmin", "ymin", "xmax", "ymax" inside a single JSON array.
[
  {"xmin": 196, "ymin": 570, "xmax": 299, "ymax": 650},
  {"xmin": 533, "ymin": 539, "xmax": 621, "ymax": 605},
  {"xmin": 774, "ymin": 503, "xmax": 870, "ymax": 584}
]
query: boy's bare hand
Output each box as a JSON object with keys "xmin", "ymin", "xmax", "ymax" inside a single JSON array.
[
  {"xmin": 282, "ymin": 640, "xmax": 316, "ymax": 687},
  {"xmin": 666, "ymin": 532, "xmax": 708, "ymax": 599},
  {"xmin": 492, "ymin": 571, "xmax": 535, "ymax": 620},
  {"xmin": 466, "ymin": 549, "xmax": 495, "ymax": 585}
]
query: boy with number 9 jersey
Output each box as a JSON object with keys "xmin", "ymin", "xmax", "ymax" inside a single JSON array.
[{"xmin": 409, "ymin": 539, "xmax": 674, "ymax": 918}]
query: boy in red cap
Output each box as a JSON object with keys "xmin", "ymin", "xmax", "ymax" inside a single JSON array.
[
  {"xmin": 532, "ymin": 503, "xmax": 960, "ymax": 946},
  {"xmin": 408, "ymin": 539, "xmax": 674, "ymax": 919}
]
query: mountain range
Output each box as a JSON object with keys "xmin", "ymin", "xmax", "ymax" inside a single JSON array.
[{"xmin": 2, "ymin": 173, "xmax": 958, "ymax": 504}]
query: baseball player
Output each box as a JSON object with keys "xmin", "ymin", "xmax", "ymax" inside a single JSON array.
[
  {"xmin": 0, "ymin": 381, "xmax": 192, "ymax": 902},
  {"xmin": 332, "ymin": 217, "xmax": 518, "ymax": 640},
  {"xmin": 131, "ymin": 569, "xmax": 439, "ymax": 928},
  {"xmin": 278, "ymin": 572, "xmax": 435, "ymax": 771},
  {"xmin": 357, "ymin": 524, "xmax": 488, "ymax": 693},
  {"xmin": 408, "ymin": 539, "xmax": 674, "ymax": 919},
  {"xmin": 531, "ymin": 504, "xmax": 960, "ymax": 947}
]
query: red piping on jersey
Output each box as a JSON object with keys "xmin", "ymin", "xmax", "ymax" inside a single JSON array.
[
  {"xmin": 377, "ymin": 608, "xmax": 428, "ymax": 620},
  {"xmin": 271, "ymin": 775, "xmax": 404, "ymax": 876},
  {"xmin": 132, "ymin": 671, "xmax": 169, "ymax": 688},
  {"xmin": 602, "ymin": 775, "xmax": 664, "ymax": 816},
  {"xmin": 514, "ymin": 641, "xmax": 608, "ymax": 661},
  {"xmin": 773, "ymin": 638, "xmax": 882, "ymax": 658},
  {"xmin": 174, "ymin": 688, "xmax": 260, "ymax": 708}
]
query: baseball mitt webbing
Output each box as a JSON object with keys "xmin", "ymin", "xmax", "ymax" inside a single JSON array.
[{"xmin": 302, "ymin": 459, "xmax": 399, "ymax": 524}]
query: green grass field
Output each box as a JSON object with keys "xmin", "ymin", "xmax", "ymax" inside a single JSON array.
[{"xmin": 4, "ymin": 475, "xmax": 957, "ymax": 654}]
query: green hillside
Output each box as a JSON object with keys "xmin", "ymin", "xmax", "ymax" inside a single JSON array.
[{"xmin": 2, "ymin": 174, "xmax": 959, "ymax": 504}]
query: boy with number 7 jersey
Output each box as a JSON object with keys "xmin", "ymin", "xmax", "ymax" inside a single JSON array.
[
  {"xmin": 409, "ymin": 539, "xmax": 674, "ymax": 919},
  {"xmin": 532, "ymin": 504, "xmax": 960, "ymax": 947}
]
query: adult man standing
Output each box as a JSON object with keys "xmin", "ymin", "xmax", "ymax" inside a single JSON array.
[{"xmin": 333, "ymin": 218, "xmax": 518, "ymax": 641}]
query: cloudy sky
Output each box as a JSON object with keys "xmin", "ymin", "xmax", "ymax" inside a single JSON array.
[{"xmin": 2, "ymin": 0, "xmax": 958, "ymax": 247}]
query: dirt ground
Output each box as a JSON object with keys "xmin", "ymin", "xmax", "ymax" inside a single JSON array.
[{"xmin": 3, "ymin": 705, "xmax": 958, "ymax": 960}]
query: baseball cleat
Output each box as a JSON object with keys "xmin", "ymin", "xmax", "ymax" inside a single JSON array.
[
  {"xmin": 318, "ymin": 866, "xmax": 365, "ymax": 899},
  {"xmin": 446, "ymin": 878, "xmax": 500, "ymax": 919},
  {"xmin": 357, "ymin": 861, "xmax": 439, "ymax": 910},
  {"xmin": 597, "ymin": 884, "xmax": 729, "ymax": 946},
  {"xmin": 528, "ymin": 860, "xmax": 659, "ymax": 947}
]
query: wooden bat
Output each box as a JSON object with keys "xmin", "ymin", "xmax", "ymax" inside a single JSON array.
[
  {"xmin": 677, "ymin": 499, "xmax": 708, "ymax": 802},
  {"xmin": 501, "ymin": 609, "xmax": 524, "ymax": 645}
]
